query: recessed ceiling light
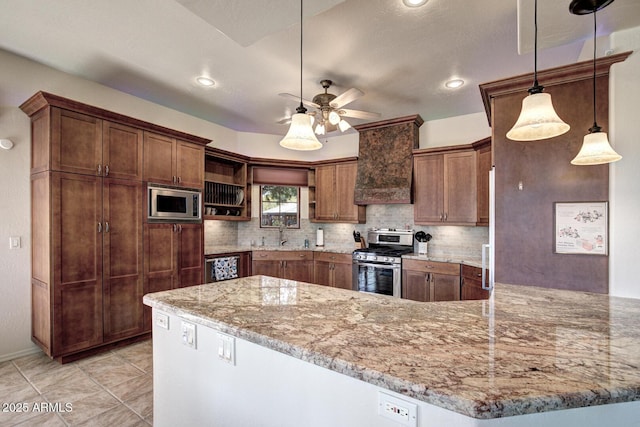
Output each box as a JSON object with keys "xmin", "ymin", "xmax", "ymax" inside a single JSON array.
[
  {"xmin": 196, "ymin": 76, "xmax": 215, "ymax": 87},
  {"xmin": 445, "ymin": 79, "xmax": 465, "ymax": 89},
  {"xmin": 403, "ymin": 0, "xmax": 428, "ymax": 7}
]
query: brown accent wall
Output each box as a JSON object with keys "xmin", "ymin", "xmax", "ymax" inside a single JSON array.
[{"xmin": 480, "ymin": 53, "xmax": 630, "ymax": 293}]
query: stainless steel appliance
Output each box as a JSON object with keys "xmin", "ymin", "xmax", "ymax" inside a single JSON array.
[
  {"xmin": 148, "ymin": 184, "xmax": 202, "ymax": 222},
  {"xmin": 352, "ymin": 229, "xmax": 414, "ymax": 298}
]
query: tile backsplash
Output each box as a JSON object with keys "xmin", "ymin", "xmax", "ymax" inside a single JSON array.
[{"xmin": 208, "ymin": 204, "xmax": 488, "ymax": 259}]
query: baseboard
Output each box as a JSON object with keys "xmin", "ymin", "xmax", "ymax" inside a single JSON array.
[{"xmin": 0, "ymin": 346, "xmax": 42, "ymax": 363}]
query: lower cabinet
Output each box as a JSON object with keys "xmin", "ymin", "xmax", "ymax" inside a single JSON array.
[
  {"xmin": 461, "ymin": 264, "xmax": 491, "ymax": 300},
  {"xmin": 401, "ymin": 259, "xmax": 461, "ymax": 302},
  {"xmin": 313, "ymin": 252, "xmax": 353, "ymax": 290},
  {"xmin": 252, "ymin": 251, "xmax": 314, "ymax": 283},
  {"xmin": 143, "ymin": 222, "xmax": 203, "ymax": 330}
]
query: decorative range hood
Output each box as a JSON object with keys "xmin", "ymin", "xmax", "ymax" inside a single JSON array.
[{"xmin": 353, "ymin": 115, "xmax": 423, "ymax": 205}]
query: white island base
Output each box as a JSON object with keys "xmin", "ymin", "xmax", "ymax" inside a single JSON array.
[{"xmin": 151, "ymin": 308, "xmax": 638, "ymax": 427}]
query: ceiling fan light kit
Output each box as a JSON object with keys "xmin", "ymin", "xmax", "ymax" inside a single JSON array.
[
  {"xmin": 507, "ymin": 0, "xmax": 570, "ymax": 141},
  {"xmin": 570, "ymin": 0, "xmax": 622, "ymax": 166},
  {"xmin": 279, "ymin": 0, "xmax": 322, "ymax": 151}
]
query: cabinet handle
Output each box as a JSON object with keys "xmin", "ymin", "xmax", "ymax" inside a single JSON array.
[
  {"xmin": 178, "ymin": 224, "xmax": 182, "ymax": 232},
  {"xmin": 444, "ymin": 212, "xmax": 448, "ymax": 221},
  {"xmin": 104, "ymin": 165, "xmax": 109, "ymax": 176},
  {"xmin": 172, "ymin": 176, "xmax": 177, "ymax": 184},
  {"xmin": 177, "ymin": 176, "xmax": 182, "ymax": 184},
  {"xmin": 439, "ymin": 213, "xmax": 443, "ymax": 221},
  {"xmin": 299, "ymin": 254, "xmax": 305, "ymax": 258},
  {"xmin": 97, "ymin": 164, "xmax": 102, "ymax": 176},
  {"xmin": 173, "ymin": 224, "xmax": 177, "ymax": 233},
  {"xmin": 97, "ymin": 222, "xmax": 102, "ymax": 233},
  {"xmin": 105, "ymin": 222, "xmax": 110, "ymax": 233}
]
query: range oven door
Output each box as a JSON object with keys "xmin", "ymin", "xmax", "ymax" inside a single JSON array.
[{"xmin": 352, "ymin": 261, "xmax": 401, "ymax": 298}]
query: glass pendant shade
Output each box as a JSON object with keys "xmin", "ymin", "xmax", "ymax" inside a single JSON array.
[
  {"xmin": 315, "ymin": 122, "xmax": 325, "ymax": 135},
  {"xmin": 338, "ymin": 119, "xmax": 351, "ymax": 132},
  {"xmin": 506, "ymin": 92, "xmax": 570, "ymax": 141},
  {"xmin": 279, "ymin": 113, "xmax": 322, "ymax": 150},
  {"xmin": 328, "ymin": 110, "xmax": 341, "ymax": 125},
  {"xmin": 571, "ymin": 131, "xmax": 622, "ymax": 165}
]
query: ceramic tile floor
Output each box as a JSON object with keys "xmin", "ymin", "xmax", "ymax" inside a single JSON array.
[{"xmin": 0, "ymin": 340, "xmax": 153, "ymax": 426}]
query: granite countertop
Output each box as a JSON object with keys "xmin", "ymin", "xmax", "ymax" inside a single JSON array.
[
  {"xmin": 204, "ymin": 245, "xmax": 357, "ymax": 256},
  {"xmin": 143, "ymin": 277, "xmax": 640, "ymax": 419},
  {"xmin": 204, "ymin": 246, "xmax": 482, "ymax": 266}
]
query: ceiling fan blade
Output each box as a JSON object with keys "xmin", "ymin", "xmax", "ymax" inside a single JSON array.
[
  {"xmin": 339, "ymin": 108, "xmax": 381, "ymax": 120},
  {"xmin": 329, "ymin": 88, "xmax": 364, "ymax": 108},
  {"xmin": 278, "ymin": 93, "xmax": 320, "ymax": 109},
  {"xmin": 276, "ymin": 117, "xmax": 291, "ymax": 125}
]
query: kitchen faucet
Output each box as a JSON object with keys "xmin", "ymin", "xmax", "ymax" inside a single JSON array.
[{"xmin": 279, "ymin": 224, "xmax": 287, "ymax": 246}]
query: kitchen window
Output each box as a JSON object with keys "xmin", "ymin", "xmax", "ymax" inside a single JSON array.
[{"xmin": 260, "ymin": 185, "xmax": 300, "ymax": 229}]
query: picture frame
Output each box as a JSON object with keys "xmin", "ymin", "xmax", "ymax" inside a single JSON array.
[{"xmin": 554, "ymin": 201, "xmax": 608, "ymax": 255}]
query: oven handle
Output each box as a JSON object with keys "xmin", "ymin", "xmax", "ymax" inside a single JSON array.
[{"xmin": 354, "ymin": 261, "xmax": 400, "ymax": 270}]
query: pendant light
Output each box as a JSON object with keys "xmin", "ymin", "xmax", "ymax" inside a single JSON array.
[
  {"xmin": 507, "ymin": 0, "xmax": 570, "ymax": 141},
  {"xmin": 279, "ymin": 0, "xmax": 322, "ymax": 151},
  {"xmin": 570, "ymin": 0, "xmax": 621, "ymax": 165}
]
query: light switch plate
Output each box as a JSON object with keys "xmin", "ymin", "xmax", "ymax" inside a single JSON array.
[
  {"xmin": 217, "ymin": 332, "xmax": 236, "ymax": 365},
  {"xmin": 181, "ymin": 321, "xmax": 197, "ymax": 349},
  {"xmin": 9, "ymin": 236, "xmax": 21, "ymax": 249}
]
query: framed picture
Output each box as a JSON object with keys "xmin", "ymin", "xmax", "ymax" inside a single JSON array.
[{"xmin": 554, "ymin": 201, "xmax": 608, "ymax": 255}]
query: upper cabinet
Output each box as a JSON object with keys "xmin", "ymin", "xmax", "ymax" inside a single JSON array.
[
  {"xmin": 143, "ymin": 132, "xmax": 204, "ymax": 189},
  {"xmin": 203, "ymin": 148, "xmax": 250, "ymax": 221},
  {"xmin": 413, "ymin": 138, "xmax": 491, "ymax": 226},
  {"xmin": 31, "ymin": 107, "xmax": 144, "ymax": 180},
  {"xmin": 310, "ymin": 160, "xmax": 365, "ymax": 224}
]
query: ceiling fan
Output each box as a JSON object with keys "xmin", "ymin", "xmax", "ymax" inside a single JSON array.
[{"xmin": 279, "ymin": 79, "xmax": 380, "ymax": 135}]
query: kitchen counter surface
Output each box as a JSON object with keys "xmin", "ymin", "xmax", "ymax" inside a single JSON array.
[
  {"xmin": 204, "ymin": 245, "xmax": 357, "ymax": 256},
  {"xmin": 144, "ymin": 277, "xmax": 640, "ymax": 419},
  {"xmin": 402, "ymin": 253, "xmax": 484, "ymax": 268}
]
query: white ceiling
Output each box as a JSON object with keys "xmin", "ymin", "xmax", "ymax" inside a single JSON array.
[{"xmin": 0, "ymin": 0, "xmax": 638, "ymax": 136}]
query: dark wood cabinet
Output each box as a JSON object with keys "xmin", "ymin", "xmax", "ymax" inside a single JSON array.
[
  {"xmin": 102, "ymin": 179, "xmax": 145, "ymax": 341},
  {"xmin": 414, "ymin": 150, "xmax": 477, "ymax": 225},
  {"xmin": 461, "ymin": 264, "xmax": 490, "ymax": 300},
  {"xmin": 402, "ymin": 259, "xmax": 460, "ymax": 302},
  {"xmin": 143, "ymin": 222, "xmax": 203, "ymax": 330},
  {"xmin": 21, "ymin": 91, "xmax": 210, "ymax": 361},
  {"xmin": 475, "ymin": 139, "xmax": 492, "ymax": 226},
  {"xmin": 252, "ymin": 251, "xmax": 314, "ymax": 283},
  {"xmin": 143, "ymin": 132, "xmax": 204, "ymax": 188},
  {"xmin": 311, "ymin": 161, "xmax": 365, "ymax": 223},
  {"xmin": 203, "ymin": 148, "xmax": 250, "ymax": 220},
  {"xmin": 314, "ymin": 252, "xmax": 353, "ymax": 290}
]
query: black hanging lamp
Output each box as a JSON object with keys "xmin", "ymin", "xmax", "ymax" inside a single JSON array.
[
  {"xmin": 507, "ymin": 0, "xmax": 571, "ymax": 141},
  {"xmin": 279, "ymin": 0, "xmax": 322, "ymax": 151},
  {"xmin": 570, "ymin": 0, "xmax": 622, "ymax": 165}
]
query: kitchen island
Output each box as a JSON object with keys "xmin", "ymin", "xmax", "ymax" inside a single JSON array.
[{"xmin": 143, "ymin": 276, "xmax": 640, "ymax": 426}]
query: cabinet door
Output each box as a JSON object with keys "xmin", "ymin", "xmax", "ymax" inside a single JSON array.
[
  {"xmin": 414, "ymin": 155, "xmax": 444, "ymax": 224},
  {"xmin": 402, "ymin": 269, "xmax": 430, "ymax": 302},
  {"xmin": 314, "ymin": 165, "xmax": 336, "ymax": 221},
  {"xmin": 252, "ymin": 260, "xmax": 281, "ymax": 278},
  {"xmin": 178, "ymin": 223, "xmax": 204, "ymax": 288},
  {"xmin": 314, "ymin": 261, "xmax": 333, "ymax": 286},
  {"xmin": 103, "ymin": 179, "xmax": 144, "ymax": 341},
  {"xmin": 143, "ymin": 132, "xmax": 175, "ymax": 185},
  {"xmin": 144, "ymin": 223, "xmax": 178, "ymax": 330},
  {"xmin": 335, "ymin": 162, "xmax": 359, "ymax": 222},
  {"xmin": 461, "ymin": 265, "xmax": 490, "ymax": 300},
  {"xmin": 51, "ymin": 108, "xmax": 102, "ymax": 176},
  {"xmin": 283, "ymin": 260, "xmax": 314, "ymax": 283},
  {"xmin": 444, "ymin": 151, "xmax": 477, "ymax": 224},
  {"xmin": 332, "ymin": 262, "xmax": 353, "ymax": 290},
  {"xmin": 103, "ymin": 121, "xmax": 143, "ymax": 181},
  {"xmin": 176, "ymin": 141, "xmax": 204, "ymax": 189},
  {"xmin": 431, "ymin": 273, "xmax": 461, "ymax": 301},
  {"xmin": 51, "ymin": 172, "xmax": 103, "ymax": 355}
]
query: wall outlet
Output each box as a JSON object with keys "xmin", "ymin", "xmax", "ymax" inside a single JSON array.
[
  {"xmin": 156, "ymin": 313, "xmax": 169, "ymax": 329},
  {"xmin": 378, "ymin": 392, "xmax": 417, "ymax": 427},
  {"xmin": 217, "ymin": 332, "xmax": 236, "ymax": 365},
  {"xmin": 181, "ymin": 321, "xmax": 197, "ymax": 349}
]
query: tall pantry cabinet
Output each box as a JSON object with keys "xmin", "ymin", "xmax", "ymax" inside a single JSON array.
[{"xmin": 21, "ymin": 92, "xmax": 208, "ymax": 362}]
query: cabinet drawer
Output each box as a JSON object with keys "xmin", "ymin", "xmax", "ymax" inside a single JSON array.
[
  {"xmin": 403, "ymin": 259, "xmax": 460, "ymax": 275},
  {"xmin": 252, "ymin": 250, "xmax": 313, "ymax": 262},
  {"xmin": 314, "ymin": 251, "xmax": 352, "ymax": 264}
]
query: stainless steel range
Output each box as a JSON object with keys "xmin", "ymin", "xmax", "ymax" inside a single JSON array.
[{"xmin": 352, "ymin": 229, "xmax": 414, "ymax": 298}]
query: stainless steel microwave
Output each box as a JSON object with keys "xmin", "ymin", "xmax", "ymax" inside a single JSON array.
[{"xmin": 148, "ymin": 184, "xmax": 201, "ymax": 222}]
